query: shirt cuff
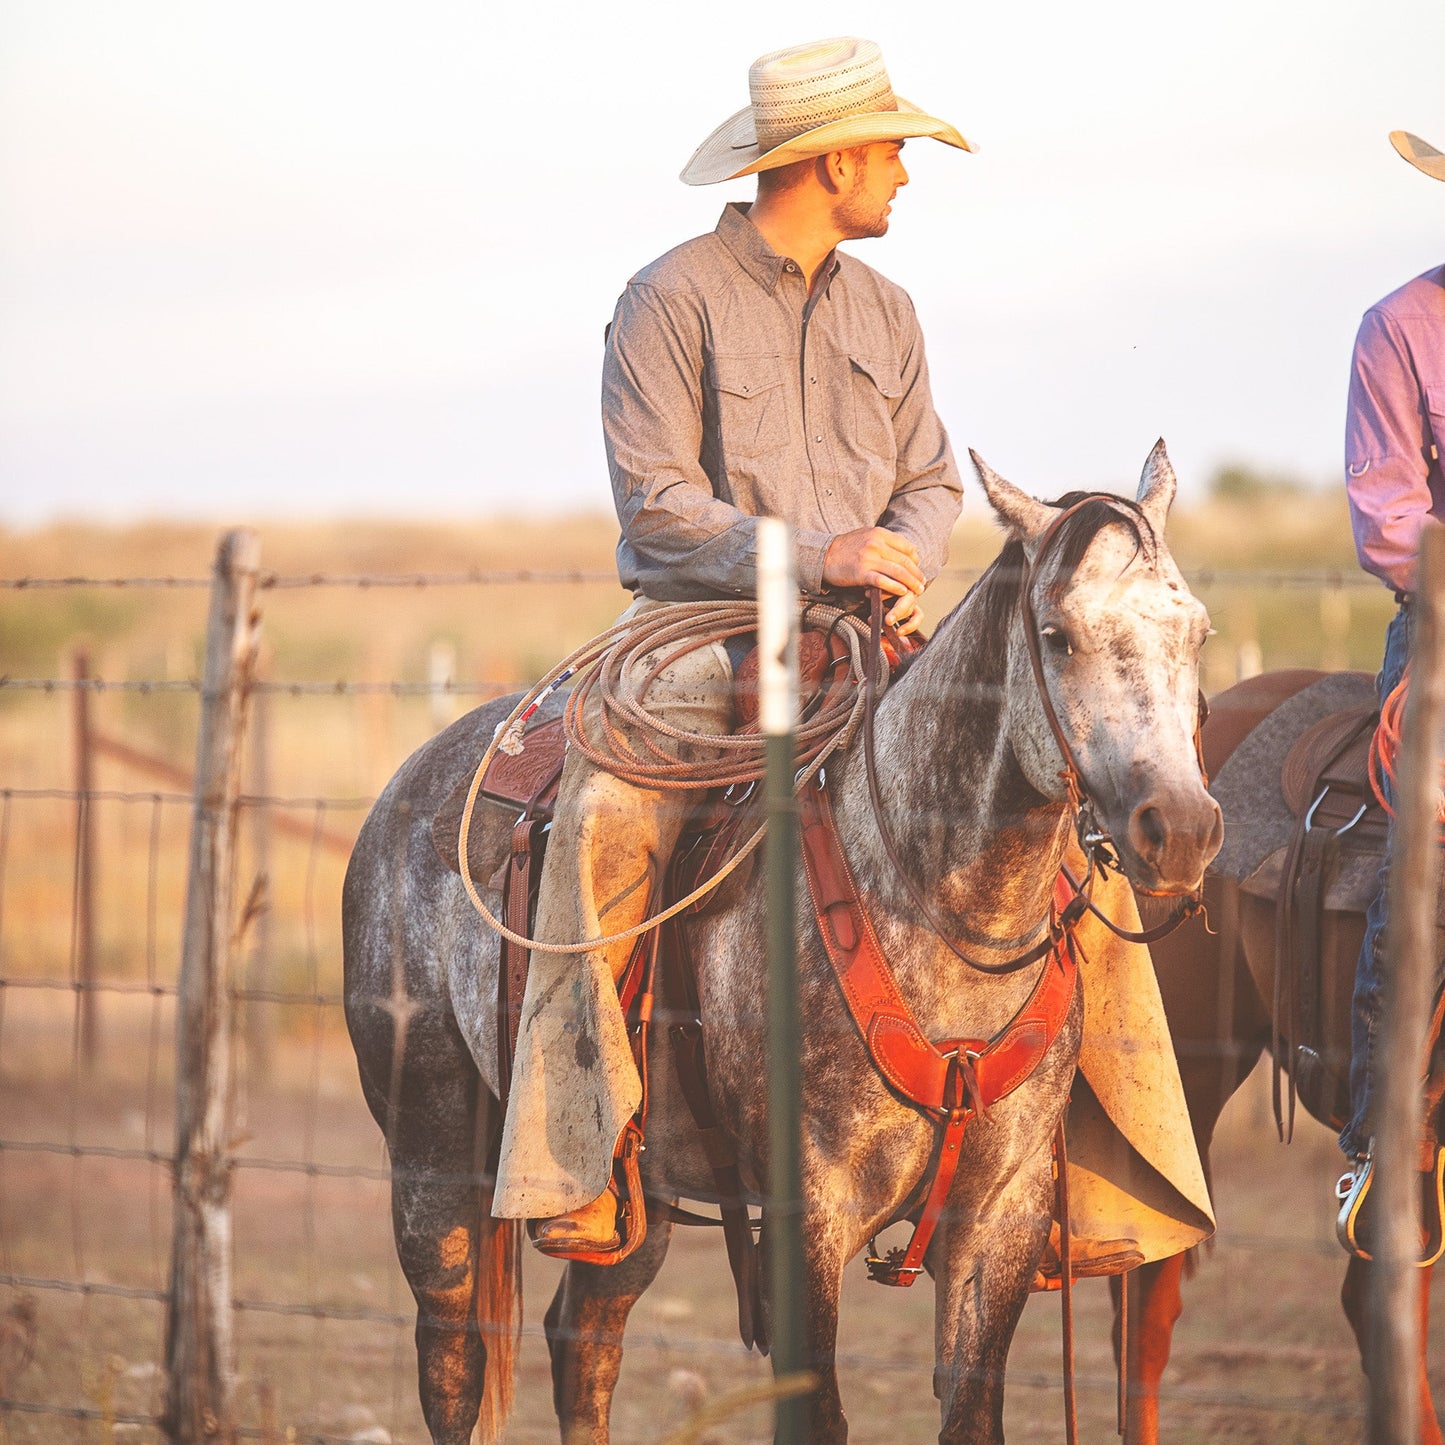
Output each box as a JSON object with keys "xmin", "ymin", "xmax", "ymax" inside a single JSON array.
[{"xmin": 794, "ymin": 528, "xmax": 832, "ymax": 594}]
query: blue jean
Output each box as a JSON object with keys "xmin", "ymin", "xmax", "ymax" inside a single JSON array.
[{"xmin": 1340, "ymin": 603, "xmax": 1414, "ymax": 1159}]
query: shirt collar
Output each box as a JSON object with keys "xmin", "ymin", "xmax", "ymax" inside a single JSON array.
[{"xmin": 715, "ymin": 202, "xmax": 841, "ymax": 296}]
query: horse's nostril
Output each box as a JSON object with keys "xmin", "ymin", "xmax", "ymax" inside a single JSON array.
[{"xmin": 1131, "ymin": 804, "xmax": 1168, "ymax": 855}]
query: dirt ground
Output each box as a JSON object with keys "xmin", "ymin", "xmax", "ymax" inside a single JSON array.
[{"xmin": 1, "ymin": 995, "xmax": 1440, "ymax": 1445}]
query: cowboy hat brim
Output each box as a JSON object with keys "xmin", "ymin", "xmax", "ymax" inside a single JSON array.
[
  {"xmin": 680, "ymin": 95, "xmax": 975, "ymax": 187},
  {"xmin": 1391, "ymin": 130, "xmax": 1445, "ymax": 183}
]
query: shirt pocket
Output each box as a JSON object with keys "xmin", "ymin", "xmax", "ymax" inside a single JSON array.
[
  {"xmin": 849, "ymin": 354, "xmax": 902, "ymax": 463},
  {"xmin": 708, "ymin": 357, "xmax": 789, "ymax": 459}
]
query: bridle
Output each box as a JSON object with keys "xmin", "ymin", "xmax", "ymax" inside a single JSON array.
[{"xmin": 860, "ymin": 496, "xmax": 1208, "ymax": 977}]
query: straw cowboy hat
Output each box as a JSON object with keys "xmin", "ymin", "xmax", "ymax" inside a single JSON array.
[
  {"xmin": 681, "ymin": 36, "xmax": 974, "ymax": 187},
  {"xmin": 1391, "ymin": 130, "xmax": 1445, "ymax": 182}
]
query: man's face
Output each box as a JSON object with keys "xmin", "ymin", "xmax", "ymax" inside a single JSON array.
[{"xmin": 832, "ymin": 141, "xmax": 909, "ymax": 239}]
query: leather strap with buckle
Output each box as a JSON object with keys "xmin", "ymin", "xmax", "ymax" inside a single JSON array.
[{"xmin": 797, "ymin": 769, "xmax": 1079, "ymax": 1286}]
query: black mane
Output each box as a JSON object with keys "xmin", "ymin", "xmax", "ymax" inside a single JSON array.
[{"xmin": 939, "ymin": 491, "xmax": 1157, "ymax": 648}]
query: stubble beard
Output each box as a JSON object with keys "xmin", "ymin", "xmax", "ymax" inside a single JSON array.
[
  {"xmin": 832, "ymin": 187, "xmax": 890, "ymax": 240},
  {"xmin": 831, "ymin": 154, "xmax": 891, "ymax": 239}
]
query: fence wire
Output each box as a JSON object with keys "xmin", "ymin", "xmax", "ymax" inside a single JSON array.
[
  {"xmin": 0, "ymin": 565, "xmax": 1384, "ymax": 591},
  {"xmin": 0, "ymin": 560, "xmax": 1426, "ymax": 1443}
]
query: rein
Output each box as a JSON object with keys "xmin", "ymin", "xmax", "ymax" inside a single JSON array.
[
  {"xmin": 861, "ymin": 589, "xmax": 1078, "ymax": 975},
  {"xmin": 859, "ymin": 496, "xmax": 1207, "ymax": 974},
  {"xmin": 1014, "ymin": 500, "xmax": 1210, "ymax": 940}
]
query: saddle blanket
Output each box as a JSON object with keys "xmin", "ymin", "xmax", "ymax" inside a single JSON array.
[{"xmin": 1211, "ymin": 672, "xmax": 1380, "ymax": 913}]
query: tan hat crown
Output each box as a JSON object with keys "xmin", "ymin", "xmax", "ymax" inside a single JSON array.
[
  {"xmin": 679, "ymin": 35, "xmax": 973, "ymax": 187},
  {"xmin": 749, "ymin": 38, "xmax": 899, "ymax": 150}
]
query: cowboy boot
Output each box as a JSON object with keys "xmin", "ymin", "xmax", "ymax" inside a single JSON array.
[{"xmin": 531, "ymin": 1186, "xmax": 622, "ymax": 1257}]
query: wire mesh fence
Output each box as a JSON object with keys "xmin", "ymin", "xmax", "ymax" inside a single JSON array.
[{"xmin": 0, "ymin": 530, "xmax": 1438, "ymax": 1443}]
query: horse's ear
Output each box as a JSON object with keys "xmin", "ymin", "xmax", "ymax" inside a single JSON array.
[
  {"xmin": 969, "ymin": 450, "xmax": 1057, "ymax": 542},
  {"xmin": 1136, "ymin": 439, "xmax": 1177, "ymax": 536}
]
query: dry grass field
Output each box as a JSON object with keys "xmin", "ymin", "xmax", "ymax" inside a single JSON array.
[{"xmin": 0, "ymin": 496, "xmax": 1433, "ymax": 1441}]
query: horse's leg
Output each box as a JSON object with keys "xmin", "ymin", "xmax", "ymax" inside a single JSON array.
[
  {"xmin": 351, "ymin": 1000, "xmax": 511, "ymax": 1445},
  {"xmin": 1341, "ymin": 1257, "xmax": 1445, "ymax": 1444},
  {"xmin": 391, "ymin": 1101, "xmax": 489, "ymax": 1445},
  {"xmin": 933, "ymin": 1154, "xmax": 1054, "ymax": 1445},
  {"xmin": 785, "ymin": 1233, "xmax": 852, "ymax": 1444},
  {"xmin": 1110, "ymin": 1257, "xmax": 1184, "ymax": 1445},
  {"xmin": 544, "ymin": 1203, "xmax": 675, "ymax": 1444}
]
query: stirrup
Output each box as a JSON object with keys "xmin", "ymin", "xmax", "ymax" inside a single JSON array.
[
  {"xmin": 529, "ymin": 1122, "xmax": 647, "ymax": 1266},
  {"xmin": 1335, "ymin": 1146, "xmax": 1445, "ymax": 1267}
]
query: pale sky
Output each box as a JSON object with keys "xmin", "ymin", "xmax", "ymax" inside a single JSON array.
[{"xmin": 1, "ymin": 0, "xmax": 1442, "ymax": 527}]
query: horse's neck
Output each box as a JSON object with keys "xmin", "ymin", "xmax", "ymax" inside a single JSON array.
[{"xmin": 832, "ymin": 604, "xmax": 1070, "ymax": 957}]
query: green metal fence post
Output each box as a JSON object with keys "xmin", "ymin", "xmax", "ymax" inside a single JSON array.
[{"xmin": 758, "ymin": 518, "xmax": 808, "ymax": 1441}]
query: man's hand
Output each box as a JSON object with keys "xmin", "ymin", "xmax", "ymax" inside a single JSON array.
[
  {"xmin": 822, "ymin": 526, "xmax": 926, "ymax": 633},
  {"xmin": 885, "ymin": 590, "xmax": 924, "ymax": 636},
  {"xmin": 823, "ymin": 526, "xmax": 925, "ymax": 595}
]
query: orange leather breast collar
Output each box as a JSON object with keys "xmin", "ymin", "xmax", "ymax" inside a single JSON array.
[{"xmin": 797, "ymin": 770, "xmax": 1080, "ymax": 1286}]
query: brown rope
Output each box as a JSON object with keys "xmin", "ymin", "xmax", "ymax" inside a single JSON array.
[
  {"xmin": 457, "ymin": 598, "xmax": 881, "ymax": 954},
  {"xmin": 563, "ymin": 601, "xmax": 869, "ymax": 787}
]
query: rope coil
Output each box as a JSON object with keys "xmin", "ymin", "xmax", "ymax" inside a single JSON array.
[
  {"xmin": 457, "ymin": 599, "xmax": 881, "ymax": 954},
  {"xmin": 1368, "ymin": 664, "xmax": 1445, "ymax": 839}
]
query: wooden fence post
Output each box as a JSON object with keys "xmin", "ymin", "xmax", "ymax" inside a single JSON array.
[
  {"xmin": 163, "ymin": 530, "xmax": 261, "ymax": 1445},
  {"xmin": 72, "ymin": 647, "xmax": 98, "ymax": 1066},
  {"xmin": 1369, "ymin": 522, "xmax": 1445, "ymax": 1443}
]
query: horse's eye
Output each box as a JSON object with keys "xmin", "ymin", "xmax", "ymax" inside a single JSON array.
[{"xmin": 1040, "ymin": 624, "xmax": 1073, "ymax": 657}]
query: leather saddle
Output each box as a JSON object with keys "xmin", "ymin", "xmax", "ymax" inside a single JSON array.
[{"xmin": 1257, "ymin": 703, "xmax": 1386, "ymax": 1132}]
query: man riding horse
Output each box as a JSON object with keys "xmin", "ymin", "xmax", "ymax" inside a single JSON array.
[
  {"xmin": 491, "ymin": 36, "xmax": 1213, "ymax": 1278},
  {"xmin": 1336, "ymin": 128, "xmax": 1445, "ymax": 1255},
  {"xmin": 492, "ymin": 35, "xmax": 970, "ymax": 1255}
]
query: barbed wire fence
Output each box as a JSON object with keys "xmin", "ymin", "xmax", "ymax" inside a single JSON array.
[{"xmin": 0, "ymin": 530, "xmax": 1426, "ymax": 1442}]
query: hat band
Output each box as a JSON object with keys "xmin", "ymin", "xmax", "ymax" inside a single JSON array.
[{"xmin": 752, "ymin": 79, "xmax": 899, "ymax": 151}]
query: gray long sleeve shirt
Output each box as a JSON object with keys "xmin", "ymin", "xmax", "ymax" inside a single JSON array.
[{"xmin": 603, "ymin": 203, "xmax": 963, "ymax": 601}]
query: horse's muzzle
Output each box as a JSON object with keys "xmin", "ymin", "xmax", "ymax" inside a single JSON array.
[{"xmin": 1121, "ymin": 788, "xmax": 1223, "ymax": 895}]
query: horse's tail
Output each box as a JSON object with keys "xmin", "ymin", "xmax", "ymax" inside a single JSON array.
[{"xmin": 475, "ymin": 1192, "xmax": 523, "ymax": 1444}]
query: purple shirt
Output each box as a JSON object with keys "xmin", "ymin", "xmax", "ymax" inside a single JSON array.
[{"xmin": 1345, "ymin": 265, "xmax": 1445, "ymax": 594}]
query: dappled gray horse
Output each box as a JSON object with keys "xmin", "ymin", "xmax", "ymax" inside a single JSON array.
[{"xmin": 342, "ymin": 446, "xmax": 1221, "ymax": 1444}]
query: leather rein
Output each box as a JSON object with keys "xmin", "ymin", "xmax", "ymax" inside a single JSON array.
[{"xmin": 859, "ymin": 497, "xmax": 1207, "ymax": 978}]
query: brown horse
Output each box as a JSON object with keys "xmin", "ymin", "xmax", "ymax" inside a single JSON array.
[{"xmin": 1113, "ymin": 667, "xmax": 1444, "ymax": 1443}]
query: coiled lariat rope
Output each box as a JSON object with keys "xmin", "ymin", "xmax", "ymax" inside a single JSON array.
[
  {"xmin": 1369, "ymin": 663, "xmax": 1445, "ymax": 838},
  {"xmin": 456, "ymin": 599, "xmax": 880, "ymax": 954}
]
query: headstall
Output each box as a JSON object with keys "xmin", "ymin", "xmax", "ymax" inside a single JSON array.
[{"xmin": 859, "ymin": 498, "xmax": 1208, "ymax": 973}]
